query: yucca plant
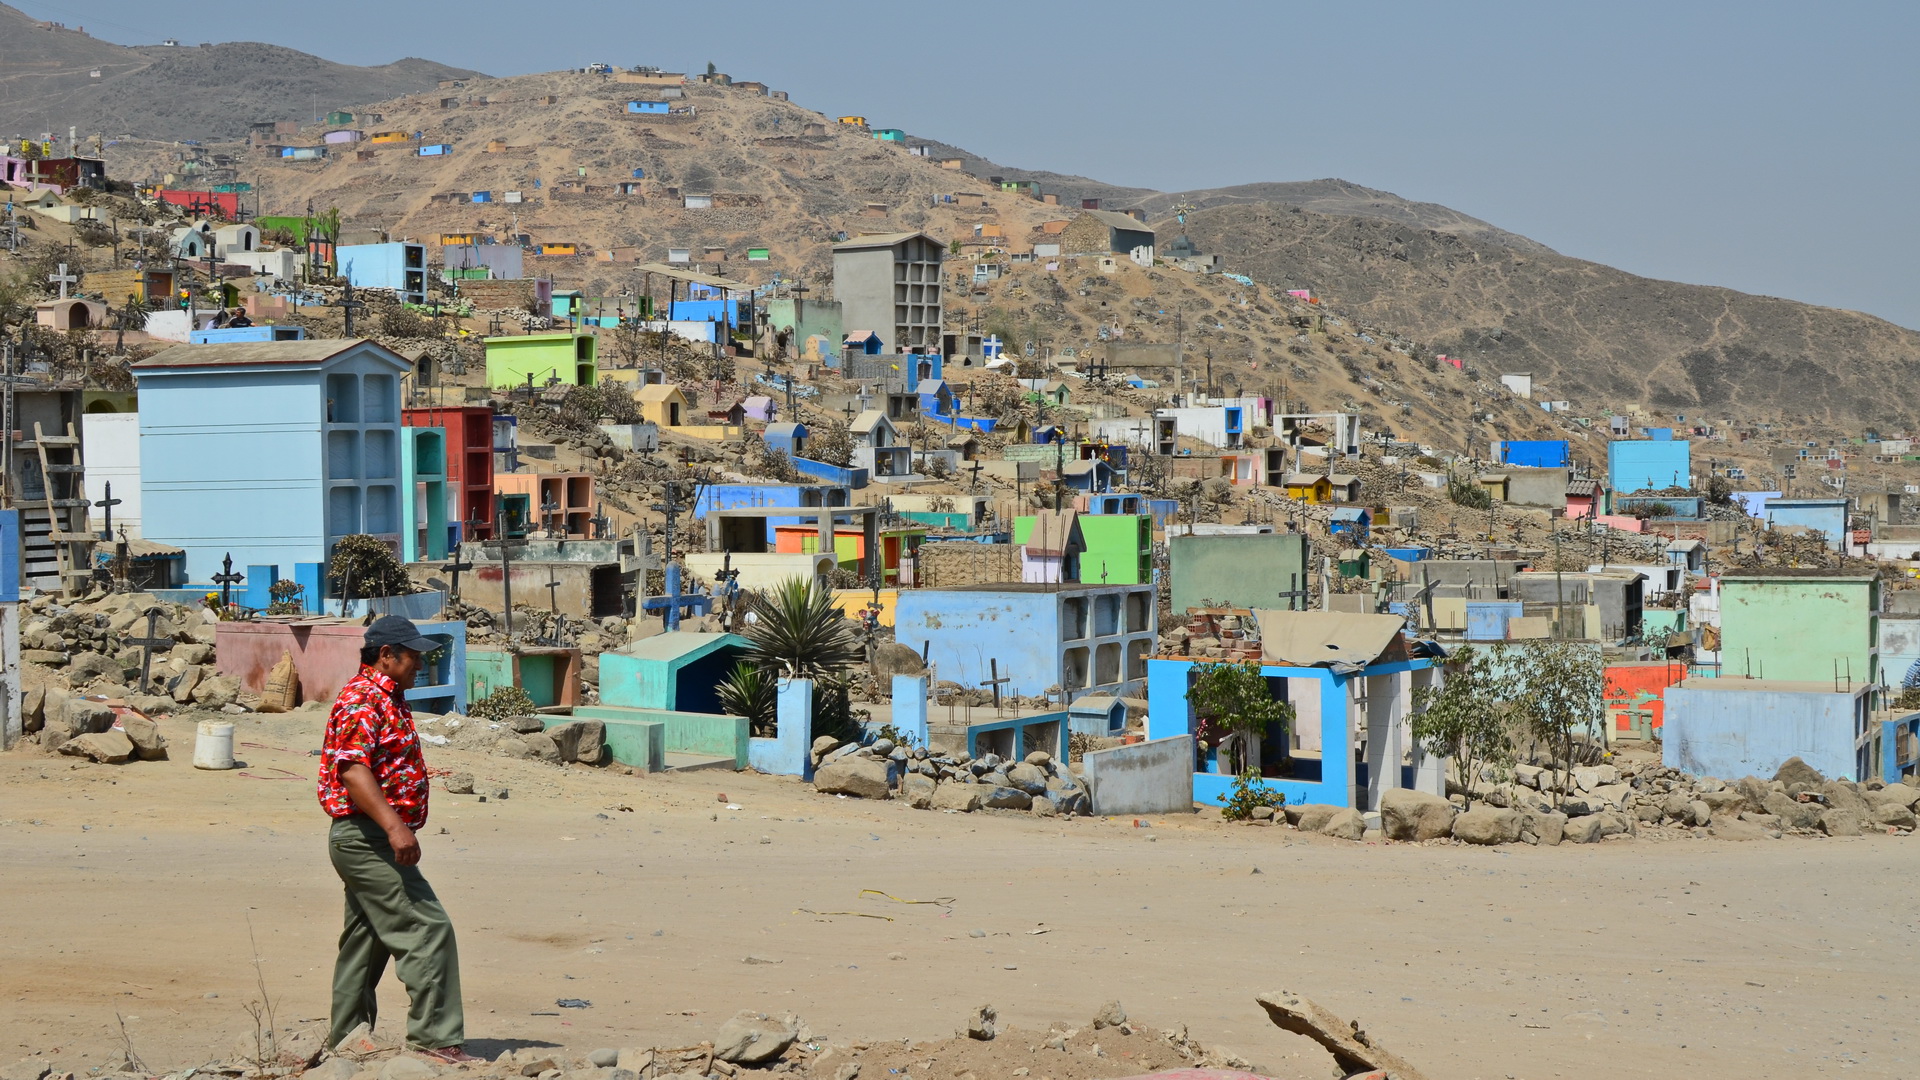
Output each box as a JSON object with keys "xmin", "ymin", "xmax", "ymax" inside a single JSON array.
[
  {"xmin": 717, "ymin": 660, "xmax": 779, "ymax": 736},
  {"xmin": 730, "ymin": 577, "xmax": 865, "ymax": 742},
  {"xmin": 740, "ymin": 576, "xmax": 862, "ymax": 678}
]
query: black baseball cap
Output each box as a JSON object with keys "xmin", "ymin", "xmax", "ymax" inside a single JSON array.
[{"xmin": 364, "ymin": 615, "xmax": 439, "ymax": 654}]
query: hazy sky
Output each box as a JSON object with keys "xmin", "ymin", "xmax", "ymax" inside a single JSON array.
[{"xmin": 22, "ymin": 0, "xmax": 1919, "ymax": 328}]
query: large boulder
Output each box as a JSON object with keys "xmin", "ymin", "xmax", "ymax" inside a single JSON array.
[
  {"xmin": 545, "ymin": 719, "xmax": 606, "ymax": 765},
  {"xmin": 1819, "ymin": 808, "xmax": 1863, "ymax": 836},
  {"xmin": 1774, "ymin": 756, "xmax": 1825, "ymax": 788},
  {"xmin": 929, "ymin": 782, "xmax": 982, "ymax": 812},
  {"xmin": 63, "ymin": 698, "xmax": 116, "ymax": 736},
  {"xmin": 813, "ymin": 758, "xmax": 893, "ymax": 800},
  {"xmin": 1562, "ymin": 814, "xmax": 1607, "ymax": 844},
  {"xmin": 1286, "ymin": 804, "xmax": 1344, "ymax": 832},
  {"xmin": 190, "ymin": 674, "xmax": 241, "ymax": 708},
  {"xmin": 1005, "ymin": 762, "xmax": 1050, "ymax": 796},
  {"xmin": 870, "ymin": 642, "xmax": 927, "ymax": 680},
  {"xmin": 1868, "ymin": 799, "xmax": 1918, "ymax": 830},
  {"xmin": 1318, "ymin": 807, "xmax": 1366, "ymax": 841},
  {"xmin": 67, "ymin": 651, "xmax": 127, "ymax": 684},
  {"xmin": 120, "ymin": 714, "xmax": 168, "ymax": 761},
  {"xmin": 1762, "ymin": 790, "xmax": 1821, "ymax": 830},
  {"xmin": 520, "ymin": 731, "xmax": 562, "ymax": 762},
  {"xmin": 1380, "ymin": 788, "xmax": 1456, "ymax": 841},
  {"xmin": 1523, "ymin": 810, "xmax": 1568, "ymax": 846},
  {"xmin": 980, "ymin": 786, "xmax": 1033, "ymax": 811},
  {"xmin": 1868, "ymin": 784, "xmax": 1920, "ymax": 812},
  {"xmin": 1452, "ymin": 807, "xmax": 1523, "ymax": 845},
  {"xmin": 711, "ymin": 1011, "xmax": 797, "ymax": 1066},
  {"xmin": 902, "ymin": 773, "xmax": 936, "ymax": 809},
  {"xmin": 1820, "ymin": 781, "xmax": 1871, "ymax": 817},
  {"xmin": 59, "ymin": 730, "xmax": 134, "ymax": 764},
  {"xmin": 1699, "ymin": 789, "xmax": 1747, "ymax": 816}
]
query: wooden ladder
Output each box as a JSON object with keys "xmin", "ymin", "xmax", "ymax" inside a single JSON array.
[{"xmin": 32, "ymin": 422, "xmax": 94, "ymax": 596}]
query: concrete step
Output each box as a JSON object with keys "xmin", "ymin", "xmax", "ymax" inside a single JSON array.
[{"xmin": 663, "ymin": 752, "xmax": 737, "ymax": 773}]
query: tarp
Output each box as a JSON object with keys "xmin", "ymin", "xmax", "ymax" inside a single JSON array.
[{"xmin": 1254, "ymin": 610, "xmax": 1408, "ymax": 671}]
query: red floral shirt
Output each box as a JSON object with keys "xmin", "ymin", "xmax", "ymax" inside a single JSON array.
[{"xmin": 318, "ymin": 666, "xmax": 430, "ymax": 831}]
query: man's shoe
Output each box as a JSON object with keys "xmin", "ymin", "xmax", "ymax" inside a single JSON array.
[{"xmin": 421, "ymin": 1047, "xmax": 484, "ymax": 1065}]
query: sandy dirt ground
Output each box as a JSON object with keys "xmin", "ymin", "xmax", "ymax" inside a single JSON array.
[{"xmin": 1, "ymin": 707, "xmax": 1914, "ymax": 1080}]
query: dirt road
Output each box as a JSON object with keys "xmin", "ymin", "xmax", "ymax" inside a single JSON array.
[{"xmin": 1, "ymin": 709, "xmax": 1912, "ymax": 1080}]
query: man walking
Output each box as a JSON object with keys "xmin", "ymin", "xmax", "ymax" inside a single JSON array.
[{"xmin": 318, "ymin": 616, "xmax": 479, "ymax": 1063}]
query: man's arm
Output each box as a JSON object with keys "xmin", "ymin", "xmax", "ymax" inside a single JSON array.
[{"xmin": 340, "ymin": 762, "xmax": 422, "ymax": 866}]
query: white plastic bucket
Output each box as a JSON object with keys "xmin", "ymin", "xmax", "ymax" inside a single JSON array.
[{"xmin": 193, "ymin": 721, "xmax": 235, "ymax": 770}]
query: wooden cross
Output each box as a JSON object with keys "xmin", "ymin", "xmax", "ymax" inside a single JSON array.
[
  {"xmin": 93, "ymin": 481, "xmax": 123, "ymax": 540},
  {"xmin": 438, "ymin": 549, "xmax": 475, "ymax": 603},
  {"xmin": 985, "ymin": 658, "xmax": 1011, "ymax": 709},
  {"xmin": 543, "ymin": 567, "xmax": 563, "ymax": 615},
  {"xmin": 211, "ymin": 553, "xmax": 244, "ymax": 608},
  {"xmin": 124, "ymin": 608, "xmax": 174, "ymax": 693},
  {"xmin": 47, "ymin": 262, "xmax": 76, "ymax": 299},
  {"xmin": 481, "ymin": 534, "xmax": 528, "ymax": 642}
]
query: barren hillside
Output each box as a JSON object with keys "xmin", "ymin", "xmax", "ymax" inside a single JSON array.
[
  {"xmin": 0, "ymin": 3, "xmax": 479, "ymax": 142},
  {"xmin": 1175, "ymin": 204, "xmax": 1920, "ymax": 425}
]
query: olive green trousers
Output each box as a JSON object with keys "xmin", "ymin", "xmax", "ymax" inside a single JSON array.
[{"xmin": 325, "ymin": 815, "xmax": 464, "ymax": 1051}]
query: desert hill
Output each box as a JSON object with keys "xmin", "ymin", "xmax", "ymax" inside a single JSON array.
[
  {"xmin": 1173, "ymin": 203, "xmax": 1920, "ymax": 424},
  {"xmin": 80, "ymin": 56, "xmax": 1920, "ymax": 430},
  {"xmin": 0, "ymin": 3, "xmax": 480, "ymax": 142}
]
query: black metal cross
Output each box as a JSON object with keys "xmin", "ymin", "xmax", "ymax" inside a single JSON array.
[
  {"xmin": 94, "ymin": 481, "xmax": 123, "ymax": 540},
  {"xmin": 985, "ymin": 658, "xmax": 1011, "ymax": 709},
  {"xmin": 589, "ymin": 503, "xmax": 611, "ymax": 539},
  {"xmin": 481, "ymin": 534, "xmax": 528, "ymax": 642},
  {"xmin": 539, "ymin": 492, "xmax": 561, "ymax": 536},
  {"xmin": 439, "ymin": 548, "xmax": 475, "ymax": 603},
  {"xmin": 211, "ymin": 553, "xmax": 244, "ymax": 608},
  {"xmin": 1277, "ymin": 572, "xmax": 1312, "ymax": 611},
  {"xmin": 125, "ymin": 608, "xmax": 174, "ymax": 693}
]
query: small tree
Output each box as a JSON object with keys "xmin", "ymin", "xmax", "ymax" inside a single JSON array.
[
  {"xmin": 1410, "ymin": 645, "xmax": 1515, "ymax": 807},
  {"xmin": 1188, "ymin": 662, "xmax": 1294, "ymax": 777},
  {"xmin": 1506, "ymin": 641, "xmax": 1605, "ymax": 803}
]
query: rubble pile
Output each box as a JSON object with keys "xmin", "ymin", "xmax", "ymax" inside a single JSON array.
[
  {"xmin": 16, "ymin": 591, "xmax": 248, "ymax": 756},
  {"xmin": 1271, "ymin": 755, "xmax": 1919, "ymax": 846},
  {"xmin": 0, "ymin": 997, "xmax": 1349, "ymax": 1080},
  {"xmin": 810, "ymin": 739, "xmax": 1092, "ymax": 817}
]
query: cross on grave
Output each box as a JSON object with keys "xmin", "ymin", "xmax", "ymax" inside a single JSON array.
[
  {"xmin": 438, "ymin": 549, "xmax": 475, "ymax": 604},
  {"xmin": 336, "ymin": 281, "xmax": 366, "ymax": 336},
  {"xmin": 94, "ymin": 481, "xmax": 123, "ymax": 540},
  {"xmin": 588, "ymin": 503, "xmax": 611, "ymax": 539},
  {"xmin": 639, "ymin": 562, "xmax": 711, "ymax": 631},
  {"xmin": 211, "ymin": 553, "xmax": 244, "ymax": 608},
  {"xmin": 47, "ymin": 262, "xmax": 76, "ymax": 300},
  {"xmin": 543, "ymin": 567, "xmax": 563, "ymax": 615},
  {"xmin": 539, "ymin": 492, "xmax": 562, "ymax": 536},
  {"xmin": 985, "ymin": 658, "xmax": 1011, "ymax": 710},
  {"xmin": 1277, "ymin": 572, "xmax": 1311, "ymax": 611},
  {"xmin": 125, "ymin": 607, "xmax": 174, "ymax": 693},
  {"xmin": 481, "ymin": 535, "xmax": 528, "ymax": 642}
]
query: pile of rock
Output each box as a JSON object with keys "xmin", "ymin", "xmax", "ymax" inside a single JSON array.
[
  {"xmin": 810, "ymin": 738, "xmax": 1091, "ymax": 817},
  {"xmin": 25, "ymin": 692, "xmax": 170, "ymax": 764},
  {"xmin": 1262, "ymin": 757, "xmax": 1920, "ymax": 846},
  {"xmin": 17, "ymin": 591, "xmax": 242, "ymax": 721},
  {"xmin": 416, "ymin": 713, "xmax": 608, "ymax": 767}
]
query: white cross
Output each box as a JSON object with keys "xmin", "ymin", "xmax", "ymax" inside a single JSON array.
[{"xmin": 47, "ymin": 262, "xmax": 76, "ymax": 299}]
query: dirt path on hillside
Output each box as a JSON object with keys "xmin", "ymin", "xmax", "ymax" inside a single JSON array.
[{"xmin": 1, "ymin": 709, "xmax": 1912, "ymax": 1080}]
